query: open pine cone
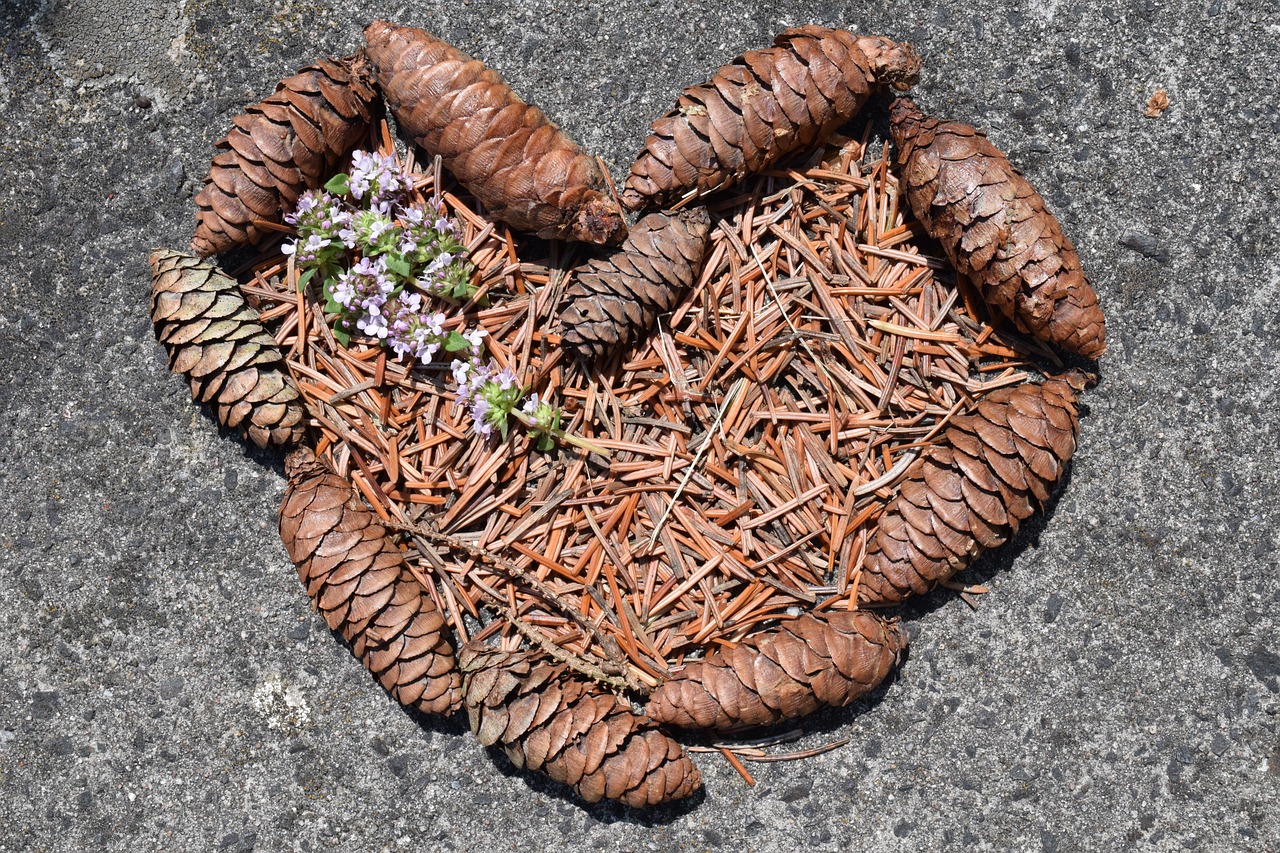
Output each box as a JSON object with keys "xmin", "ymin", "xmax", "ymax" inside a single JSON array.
[{"xmin": 192, "ymin": 52, "xmax": 381, "ymax": 257}]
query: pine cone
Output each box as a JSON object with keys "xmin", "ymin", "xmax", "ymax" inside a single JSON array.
[
  {"xmin": 279, "ymin": 448, "xmax": 462, "ymax": 716},
  {"xmin": 192, "ymin": 52, "xmax": 381, "ymax": 257},
  {"xmin": 148, "ymin": 249, "xmax": 306, "ymax": 448},
  {"xmin": 644, "ymin": 611, "xmax": 908, "ymax": 733},
  {"xmin": 558, "ymin": 207, "xmax": 712, "ymax": 360},
  {"xmin": 857, "ymin": 373, "xmax": 1087, "ymax": 606},
  {"xmin": 363, "ymin": 20, "xmax": 626, "ymax": 246},
  {"xmin": 621, "ymin": 27, "xmax": 920, "ymax": 211},
  {"xmin": 889, "ymin": 98, "xmax": 1107, "ymax": 358},
  {"xmin": 459, "ymin": 645, "xmax": 701, "ymax": 807}
]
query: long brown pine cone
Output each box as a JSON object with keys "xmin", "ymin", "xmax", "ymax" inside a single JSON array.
[
  {"xmin": 857, "ymin": 373, "xmax": 1088, "ymax": 606},
  {"xmin": 621, "ymin": 26, "xmax": 920, "ymax": 211},
  {"xmin": 363, "ymin": 20, "xmax": 626, "ymax": 246},
  {"xmin": 459, "ymin": 645, "xmax": 701, "ymax": 807},
  {"xmin": 558, "ymin": 206, "xmax": 712, "ymax": 360},
  {"xmin": 279, "ymin": 448, "xmax": 462, "ymax": 716},
  {"xmin": 192, "ymin": 52, "xmax": 381, "ymax": 257},
  {"xmin": 889, "ymin": 98, "xmax": 1107, "ymax": 358},
  {"xmin": 148, "ymin": 249, "xmax": 306, "ymax": 448},
  {"xmin": 644, "ymin": 611, "xmax": 909, "ymax": 733}
]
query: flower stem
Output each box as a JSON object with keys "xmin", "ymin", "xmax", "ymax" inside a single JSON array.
[{"xmin": 512, "ymin": 411, "xmax": 610, "ymax": 457}]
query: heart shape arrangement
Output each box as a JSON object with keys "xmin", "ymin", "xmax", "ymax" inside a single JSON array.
[{"xmin": 150, "ymin": 20, "xmax": 1105, "ymax": 807}]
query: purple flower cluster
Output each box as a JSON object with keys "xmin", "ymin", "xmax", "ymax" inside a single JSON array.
[
  {"xmin": 348, "ymin": 150, "xmax": 407, "ymax": 213},
  {"xmin": 283, "ymin": 190, "xmax": 350, "ymax": 265},
  {"xmin": 451, "ymin": 350, "xmax": 526, "ymax": 438},
  {"xmin": 342, "ymin": 209, "xmax": 397, "ymax": 252},
  {"xmin": 399, "ymin": 205, "xmax": 458, "ymax": 253},
  {"xmin": 282, "ymin": 149, "xmax": 486, "ymax": 388},
  {"xmin": 330, "ymin": 253, "xmax": 394, "ymax": 326},
  {"xmin": 387, "ymin": 293, "xmax": 447, "ymax": 364}
]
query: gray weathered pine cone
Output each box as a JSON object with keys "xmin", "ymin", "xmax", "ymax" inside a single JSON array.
[{"xmin": 148, "ymin": 249, "xmax": 306, "ymax": 448}]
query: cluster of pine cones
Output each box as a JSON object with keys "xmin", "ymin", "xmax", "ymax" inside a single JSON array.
[{"xmin": 148, "ymin": 20, "xmax": 1106, "ymax": 807}]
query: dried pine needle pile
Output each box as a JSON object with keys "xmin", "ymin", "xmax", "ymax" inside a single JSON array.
[{"xmin": 242, "ymin": 120, "xmax": 1044, "ymax": 692}]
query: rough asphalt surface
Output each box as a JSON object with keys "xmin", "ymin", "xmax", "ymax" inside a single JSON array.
[{"xmin": 2, "ymin": 0, "xmax": 1277, "ymax": 850}]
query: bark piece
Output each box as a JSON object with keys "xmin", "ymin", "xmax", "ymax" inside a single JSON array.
[
  {"xmin": 889, "ymin": 98, "xmax": 1107, "ymax": 358},
  {"xmin": 279, "ymin": 448, "xmax": 462, "ymax": 716},
  {"xmin": 148, "ymin": 249, "xmax": 306, "ymax": 448},
  {"xmin": 459, "ymin": 645, "xmax": 701, "ymax": 807},
  {"xmin": 558, "ymin": 207, "xmax": 712, "ymax": 359},
  {"xmin": 644, "ymin": 611, "xmax": 909, "ymax": 733},
  {"xmin": 191, "ymin": 52, "xmax": 381, "ymax": 257},
  {"xmin": 622, "ymin": 27, "xmax": 920, "ymax": 211},
  {"xmin": 363, "ymin": 20, "xmax": 626, "ymax": 246},
  {"xmin": 857, "ymin": 373, "xmax": 1087, "ymax": 605}
]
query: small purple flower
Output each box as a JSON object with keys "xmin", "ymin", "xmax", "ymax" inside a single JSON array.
[
  {"xmin": 424, "ymin": 312, "xmax": 446, "ymax": 337},
  {"xmin": 464, "ymin": 328, "xmax": 487, "ymax": 354},
  {"xmin": 493, "ymin": 366, "xmax": 518, "ymax": 392},
  {"xmin": 331, "ymin": 278, "xmax": 356, "ymax": 308},
  {"xmin": 470, "ymin": 397, "xmax": 493, "ymax": 436},
  {"xmin": 357, "ymin": 310, "xmax": 389, "ymax": 339},
  {"xmin": 349, "ymin": 150, "xmax": 407, "ymax": 210},
  {"xmin": 385, "ymin": 297, "xmax": 452, "ymax": 366},
  {"xmin": 332, "ymin": 256, "xmax": 394, "ymax": 317},
  {"xmin": 451, "ymin": 358, "xmax": 476, "ymax": 389}
]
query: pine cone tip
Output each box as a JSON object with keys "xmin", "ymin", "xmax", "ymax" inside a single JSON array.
[
  {"xmin": 857, "ymin": 35, "xmax": 921, "ymax": 91},
  {"xmin": 619, "ymin": 187, "xmax": 647, "ymax": 213},
  {"xmin": 284, "ymin": 446, "xmax": 319, "ymax": 479},
  {"xmin": 570, "ymin": 195, "xmax": 628, "ymax": 245},
  {"xmin": 188, "ymin": 235, "xmax": 218, "ymax": 258},
  {"xmin": 1057, "ymin": 368, "xmax": 1096, "ymax": 393}
]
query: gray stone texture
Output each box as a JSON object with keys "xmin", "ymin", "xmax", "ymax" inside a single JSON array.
[{"xmin": 1, "ymin": 0, "xmax": 1277, "ymax": 850}]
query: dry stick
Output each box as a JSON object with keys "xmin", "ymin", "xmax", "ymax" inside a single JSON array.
[{"xmin": 386, "ymin": 518, "xmax": 653, "ymax": 693}]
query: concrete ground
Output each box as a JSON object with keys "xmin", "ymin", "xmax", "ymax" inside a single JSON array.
[{"xmin": 1, "ymin": 0, "xmax": 1277, "ymax": 850}]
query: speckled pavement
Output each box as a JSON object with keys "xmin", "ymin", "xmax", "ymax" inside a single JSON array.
[{"xmin": 1, "ymin": 1, "xmax": 1277, "ymax": 849}]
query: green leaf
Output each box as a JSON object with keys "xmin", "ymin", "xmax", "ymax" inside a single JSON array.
[
  {"xmin": 323, "ymin": 173, "xmax": 350, "ymax": 196},
  {"xmin": 333, "ymin": 326, "xmax": 351, "ymax": 347},
  {"xmin": 297, "ymin": 267, "xmax": 317, "ymax": 292},
  {"xmin": 444, "ymin": 330, "xmax": 472, "ymax": 353},
  {"xmin": 536, "ymin": 433, "xmax": 555, "ymax": 453},
  {"xmin": 383, "ymin": 253, "xmax": 413, "ymax": 279}
]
